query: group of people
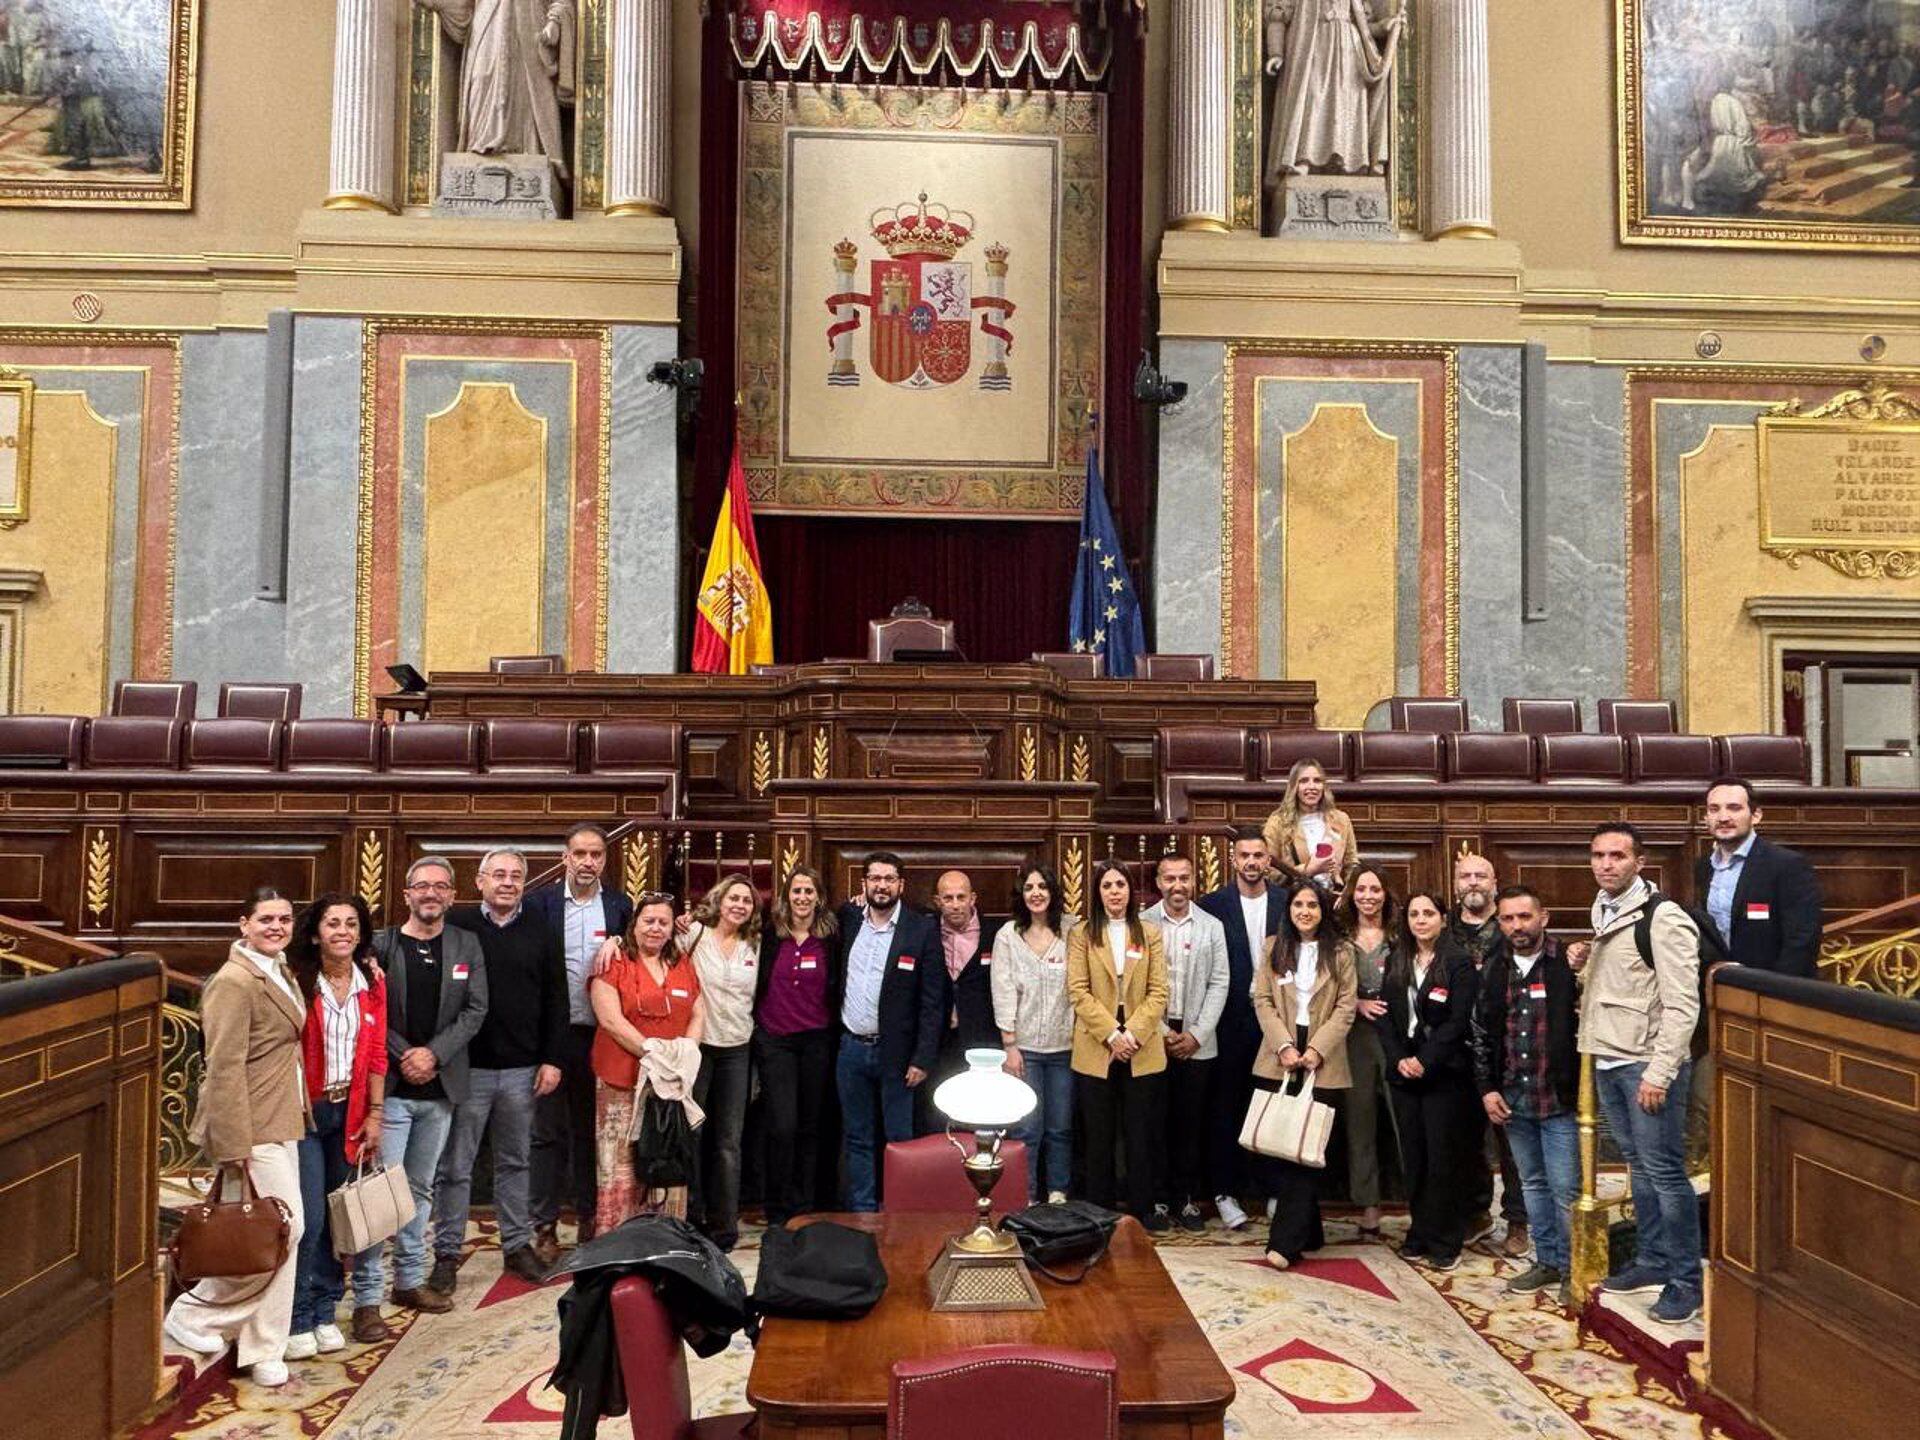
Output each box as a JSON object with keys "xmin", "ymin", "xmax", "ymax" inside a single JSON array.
[{"xmin": 164, "ymin": 766, "xmax": 1822, "ymax": 1387}]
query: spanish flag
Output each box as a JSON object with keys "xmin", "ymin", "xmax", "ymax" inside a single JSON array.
[{"xmin": 691, "ymin": 446, "xmax": 772, "ymax": 674}]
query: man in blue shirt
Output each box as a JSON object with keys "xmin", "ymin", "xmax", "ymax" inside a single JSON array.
[{"xmin": 1692, "ymin": 779, "xmax": 1822, "ymax": 978}]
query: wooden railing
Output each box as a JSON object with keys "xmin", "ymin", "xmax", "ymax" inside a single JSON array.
[{"xmin": 1817, "ymin": 892, "xmax": 1920, "ymax": 1000}]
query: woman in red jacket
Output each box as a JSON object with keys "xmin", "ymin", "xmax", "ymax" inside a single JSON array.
[{"xmin": 288, "ymin": 892, "xmax": 390, "ymax": 1351}]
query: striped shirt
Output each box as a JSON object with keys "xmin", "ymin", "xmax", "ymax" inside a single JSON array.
[{"xmin": 317, "ymin": 964, "xmax": 368, "ymax": 1089}]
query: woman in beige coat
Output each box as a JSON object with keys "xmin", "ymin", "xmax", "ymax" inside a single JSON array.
[
  {"xmin": 1067, "ymin": 860, "xmax": 1171, "ymax": 1230},
  {"xmin": 1252, "ymin": 880, "xmax": 1358, "ymax": 1268},
  {"xmin": 1262, "ymin": 758, "xmax": 1361, "ymax": 898},
  {"xmin": 164, "ymin": 887, "xmax": 311, "ymax": 1389}
]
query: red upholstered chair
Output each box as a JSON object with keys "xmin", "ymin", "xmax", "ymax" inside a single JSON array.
[
  {"xmin": 1031, "ymin": 651, "xmax": 1104, "ymax": 679},
  {"xmin": 0, "ymin": 715, "xmax": 86, "ymax": 768},
  {"xmin": 1538, "ymin": 733, "xmax": 1628, "ymax": 783},
  {"xmin": 488, "ymin": 654, "xmax": 565, "ymax": 675},
  {"xmin": 1597, "ymin": 698, "xmax": 1677, "ymax": 736},
  {"xmin": 1137, "ymin": 653, "xmax": 1215, "ymax": 681},
  {"xmin": 608, "ymin": 1274, "xmax": 754, "ymax": 1440},
  {"xmin": 110, "ymin": 679, "xmax": 197, "ymax": 719},
  {"xmin": 84, "ymin": 716, "xmax": 184, "ymax": 768},
  {"xmin": 1629, "ymin": 733, "xmax": 1719, "ymax": 786},
  {"xmin": 1256, "ymin": 729, "xmax": 1351, "ymax": 781},
  {"xmin": 1445, "ymin": 732, "xmax": 1538, "ymax": 782},
  {"xmin": 1501, "ymin": 697, "xmax": 1581, "ymax": 734},
  {"xmin": 1156, "ymin": 725, "xmax": 1249, "ymax": 821},
  {"xmin": 1353, "ymin": 730, "xmax": 1447, "ymax": 781},
  {"xmin": 889, "ymin": 1346, "xmax": 1119, "ymax": 1440},
  {"xmin": 1385, "ymin": 696, "xmax": 1469, "ymax": 733},
  {"xmin": 1717, "ymin": 734, "xmax": 1810, "ymax": 785},
  {"xmin": 483, "ymin": 718, "xmax": 579, "ymax": 773},
  {"xmin": 284, "ymin": 718, "xmax": 382, "ymax": 772},
  {"xmin": 184, "ymin": 718, "xmax": 284, "ymax": 770},
  {"xmin": 217, "ymin": 682, "xmax": 303, "ymax": 722},
  {"xmin": 869, "ymin": 612, "xmax": 956, "ymax": 662},
  {"xmin": 882, "ymin": 1135, "xmax": 1029, "ymax": 1215},
  {"xmin": 384, "ymin": 720, "xmax": 481, "ymax": 773}
]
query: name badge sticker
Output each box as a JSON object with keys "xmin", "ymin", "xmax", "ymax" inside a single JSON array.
[
  {"xmin": 1126, "ymin": 948, "xmax": 1143, "ymax": 962},
  {"xmin": 1528, "ymin": 983, "xmax": 1547, "ymax": 1000},
  {"xmin": 1430, "ymin": 987, "xmax": 1449, "ymax": 1002},
  {"xmin": 896, "ymin": 957, "xmax": 917, "ymax": 971},
  {"xmin": 451, "ymin": 964, "xmax": 470, "ymax": 981},
  {"xmin": 1746, "ymin": 903, "xmax": 1772, "ymax": 920},
  {"xmin": 670, "ymin": 988, "xmax": 689, "ymax": 998},
  {"xmin": 798, "ymin": 959, "xmax": 817, "ymax": 971}
]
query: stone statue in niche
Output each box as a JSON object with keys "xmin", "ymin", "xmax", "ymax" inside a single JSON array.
[
  {"xmin": 420, "ymin": 0, "xmax": 577, "ymax": 220},
  {"xmin": 1262, "ymin": 0, "xmax": 1406, "ymax": 239}
]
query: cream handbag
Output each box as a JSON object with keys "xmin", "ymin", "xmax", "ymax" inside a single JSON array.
[
  {"xmin": 328, "ymin": 1155, "xmax": 416, "ymax": 1258},
  {"xmin": 1238, "ymin": 1076, "xmax": 1335, "ymax": 1168}
]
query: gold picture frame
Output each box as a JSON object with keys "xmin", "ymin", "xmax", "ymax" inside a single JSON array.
[
  {"xmin": 0, "ymin": 370, "xmax": 32, "ymax": 530},
  {"xmin": 1617, "ymin": 0, "xmax": 1920, "ymax": 253},
  {"xmin": 0, "ymin": 0, "xmax": 201, "ymax": 209},
  {"xmin": 1756, "ymin": 384, "xmax": 1920, "ymax": 579}
]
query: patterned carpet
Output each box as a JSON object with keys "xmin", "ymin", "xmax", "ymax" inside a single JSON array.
[{"xmin": 138, "ymin": 1212, "xmax": 1743, "ymax": 1439}]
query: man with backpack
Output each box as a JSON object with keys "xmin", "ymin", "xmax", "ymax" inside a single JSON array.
[{"xmin": 1567, "ymin": 822, "xmax": 1703, "ymax": 1326}]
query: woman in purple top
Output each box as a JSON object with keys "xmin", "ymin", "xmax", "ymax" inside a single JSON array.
[{"xmin": 753, "ymin": 863, "xmax": 839, "ymax": 1224}]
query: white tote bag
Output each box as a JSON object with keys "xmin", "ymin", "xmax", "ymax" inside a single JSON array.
[
  {"xmin": 328, "ymin": 1155, "xmax": 416, "ymax": 1258},
  {"xmin": 1238, "ymin": 1075, "xmax": 1336, "ymax": 1168}
]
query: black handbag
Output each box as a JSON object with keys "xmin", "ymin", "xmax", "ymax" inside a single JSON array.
[
  {"xmin": 630, "ymin": 1094, "xmax": 694, "ymax": 1188},
  {"xmin": 752, "ymin": 1221, "xmax": 889, "ymax": 1319},
  {"xmin": 1000, "ymin": 1199, "xmax": 1122, "ymax": 1283}
]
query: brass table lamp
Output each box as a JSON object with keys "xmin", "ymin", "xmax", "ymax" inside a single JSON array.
[{"xmin": 926, "ymin": 1049, "xmax": 1044, "ymax": 1312}]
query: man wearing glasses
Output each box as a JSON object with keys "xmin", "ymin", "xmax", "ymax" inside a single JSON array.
[{"xmin": 370, "ymin": 855, "xmax": 489, "ymax": 1314}]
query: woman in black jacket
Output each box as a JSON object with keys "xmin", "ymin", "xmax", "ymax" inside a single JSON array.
[{"xmin": 1380, "ymin": 889, "xmax": 1481, "ymax": 1271}]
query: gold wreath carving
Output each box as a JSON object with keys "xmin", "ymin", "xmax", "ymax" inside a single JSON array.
[
  {"xmin": 1070, "ymin": 736, "xmax": 1091, "ymax": 784},
  {"xmin": 752, "ymin": 732, "xmax": 774, "ymax": 796},
  {"xmin": 1198, "ymin": 835, "xmax": 1223, "ymax": 894},
  {"xmin": 812, "ymin": 727, "xmax": 831, "ymax": 780},
  {"xmin": 1766, "ymin": 548, "xmax": 1920, "ymax": 580},
  {"xmin": 625, "ymin": 831, "xmax": 657, "ymax": 894},
  {"xmin": 779, "ymin": 839, "xmax": 800, "ymax": 886},
  {"xmin": 1768, "ymin": 382, "xmax": 1920, "ymax": 424},
  {"xmin": 1018, "ymin": 727, "xmax": 1038, "ymax": 783},
  {"xmin": 1061, "ymin": 838, "xmax": 1085, "ymax": 917},
  {"xmin": 357, "ymin": 831, "xmax": 385, "ymax": 917},
  {"xmin": 83, "ymin": 829, "xmax": 113, "ymax": 926}
]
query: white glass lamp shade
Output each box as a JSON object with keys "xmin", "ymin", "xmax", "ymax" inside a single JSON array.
[{"xmin": 933, "ymin": 1049, "xmax": 1037, "ymax": 1130}]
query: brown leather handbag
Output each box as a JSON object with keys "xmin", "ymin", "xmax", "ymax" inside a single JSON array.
[{"xmin": 169, "ymin": 1162, "xmax": 294, "ymax": 1285}]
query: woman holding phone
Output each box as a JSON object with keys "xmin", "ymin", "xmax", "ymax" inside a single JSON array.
[{"xmin": 1263, "ymin": 758, "xmax": 1360, "ymax": 898}]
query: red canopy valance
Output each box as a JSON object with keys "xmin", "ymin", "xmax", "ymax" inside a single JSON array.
[{"xmin": 727, "ymin": 1, "xmax": 1140, "ymax": 85}]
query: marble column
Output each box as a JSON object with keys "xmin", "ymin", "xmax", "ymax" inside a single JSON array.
[
  {"xmin": 1426, "ymin": 0, "xmax": 1495, "ymax": 239},
  {"xmin": 325, "ymin": 0, "xmax": 400, "ymax": 212},
  {"xmin": 606, "ymin": 0, "xmax": 671, "ymax": 216},
  {"xmin": 1166, "ymin": 0, "xmax": 1229, "ymax": 232}
]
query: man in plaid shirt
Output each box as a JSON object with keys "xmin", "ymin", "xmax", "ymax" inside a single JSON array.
[{"xmin": 1472, "ymin": 884, "xmax": 1581, "ymax": 1305}]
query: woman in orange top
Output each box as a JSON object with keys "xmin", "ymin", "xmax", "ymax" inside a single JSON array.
[{"xmin": 590, "ymin": 892, "xmax": 706, "ymax": 1231}]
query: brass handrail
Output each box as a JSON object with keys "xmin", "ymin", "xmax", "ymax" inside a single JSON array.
[
  {"xmin": 1570, "ymin": 1052, "xmax": 1609, "ymax": 1305},
  {"xmin": 1818, "ymin": 925, "xmax": 1920, "ymax": 1000}
]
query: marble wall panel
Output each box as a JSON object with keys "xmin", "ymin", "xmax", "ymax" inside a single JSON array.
[
  {"xmin": 607, "ymin": 324, "xmax": 681, "ymax": 672},
  {"xmin": 1151, "ymin": 339, "xmax": 1226, "ymax": 664},
  {"xmin": 284, "ymin": 317, "xmax": 365, "ymax": 719},
  {"xmin": 1457, "ymin": 345, "xmax": 1523, "ymax": 728}
]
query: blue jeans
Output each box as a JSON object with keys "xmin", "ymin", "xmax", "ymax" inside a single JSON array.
[
  {"xmin": 1014, "ymin": 1049, "xmax": 1074, "ymax": 1202},
  {"xmin": 1503, "ymin": 1107, "xmax": 1580, "ymax": 1273},
  {"xmin": 374, "ymin": 1095, "xmax": 454, "ymax": 1292},
  {"xmin": 835, "ymin": 1034, "xmax": 916, "ymax": 1212},
  {"xmin": 1594, "ymin": 1060, "xmax": 1701, "ymax": 1294},
  {"xmin": 293, "ymin": 1099, "xmax": 382, "ymax": 1332}
]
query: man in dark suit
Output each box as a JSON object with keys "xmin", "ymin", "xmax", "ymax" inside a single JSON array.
[
  {"xmin": 915, "ymin": 869, "xmax": 1006, "ymax": 1134},
  {"xmin": 828, "ymin": 850, "xmax": 944, "ymax": 1211},
  {"xmin": 1695, "ymin": 778, "xmax": 1823, "ymax": 978},
  {"xmin": 523, "ymin": 823, "xmax": 634, "ymax": 1260},
  {"xmin": 1196, "ymin": 826, "xmax": 1285, "ymax": 1229}
]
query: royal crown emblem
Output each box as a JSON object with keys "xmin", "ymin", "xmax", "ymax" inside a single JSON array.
[{"xmin": 825, "ymin": 191, "xmax": 1016, "ymax": 392}]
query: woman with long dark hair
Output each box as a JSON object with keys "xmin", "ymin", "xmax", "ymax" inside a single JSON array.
[
  {"xmin": 992, "ymin": 862, "xmax": 1079, "ymax": 1203},
  {"xmin": 1381, "ymin": 889, "xmax": 1481, "ymax": 1270},
  {"xmin": 1067, "ymin": 860, "xmax": 1170, "ymax": 1227},
  {"xmin": 1251, "ymin": 881, "xmax": 1358, "ymax": 1268},
  {"xmin": 286, "ymin": 891, "xmax": 390, "ymax": 1349},
  {"xmin": 1333, "ymin": 866, "xmax": 1401, "ymax": 1240},
  {"xmin": 753, "ymin": 864, "xmax": 838, "ymax": 1223}
]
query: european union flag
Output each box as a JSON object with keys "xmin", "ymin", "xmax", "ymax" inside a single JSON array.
[{"xmin": 1068, "ymin": 440, "xmax": 1146, "ymax": 677}]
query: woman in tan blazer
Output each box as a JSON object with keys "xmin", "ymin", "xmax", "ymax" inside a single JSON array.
[
  {"xmin": 1251, "ymin": 880, "xmax": 1358, "ymax": 1269},
  {"xmin": 1262, "ymin": 759, "xmax": 1360, "ymax": 898},
  {"xmin": 164, "ymin": 887, "xmax": 311, "ymax": 1390},
  {"xmin": 1067, "ymin": 860, "xmax": 1171, "ymax": 1230}
]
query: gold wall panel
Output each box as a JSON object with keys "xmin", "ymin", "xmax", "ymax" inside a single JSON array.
[
  {"xmin": 0, "ymin": 393, "xmax": 115, "ymax": 713},
  {"xmin": 422, "ymin": 382, "xmax": 547, "ymax": 675},
  {"xmin": 1281, "ymin": 403, "xmax": 1398, "ymax": 728}
]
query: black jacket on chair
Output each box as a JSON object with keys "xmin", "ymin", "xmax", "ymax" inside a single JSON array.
[
  {"xmin": 1381, "ymin": 945, "xmax": 1479, "ymax": 1090},
  {"xmin": 1691, "ymin": 834, "xmax": 1822, "ymax": 979},
  {"xmin": 827, "ymin": 902, "xmax": 946, "ymax": 1077}
]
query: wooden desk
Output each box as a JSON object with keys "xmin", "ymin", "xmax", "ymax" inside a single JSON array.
[{"xmin": 747, "ymin": 1214, "xmax": 1235, "ymax": 1440}]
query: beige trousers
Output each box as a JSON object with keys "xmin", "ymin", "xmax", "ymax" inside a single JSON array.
[{"xmin": 166, "ymin": 1140, "xmax": 305, "ymax": 1368}]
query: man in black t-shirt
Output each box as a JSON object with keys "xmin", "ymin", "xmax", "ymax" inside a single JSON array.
[{"xmin": 370, "ymin": 856, "xmax": 487, "ymax": 1314}]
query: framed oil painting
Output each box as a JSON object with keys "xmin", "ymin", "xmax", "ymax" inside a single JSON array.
[
  {"xmin": 1618, "ymin": 0, "xmax": 1920, "ymax": 251},
  {"xmin": 0, "ymin": 0, "xmax": 200, "ymax": 208}
]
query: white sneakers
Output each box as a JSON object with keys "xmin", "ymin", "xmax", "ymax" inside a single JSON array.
[
  {"xmin": 313, "ymin": 1323, "xmax": 347, "ymax": 1353},
  {"xmin": 283, "ymin": 1332, "xmax": 319, "ymax": 1361},
  {"xmin": 162, "ymin": 1314, "xmax": 226, "ymax": 1357},
  {"xmin": 1215, "ymin": 1195, "xmax": 1248, "ymax": 1230},
  {"xmin": 1266, "ymin": 1197, "xmax": 1279, "ymax": 1220},
  {"xmin": 251, "ymin": 1360, "xmax": 289, "ymax": 1388},
  {"xmin": 1047, "ymin": 1190, "xmax": 1068, "ymax": 1204}
]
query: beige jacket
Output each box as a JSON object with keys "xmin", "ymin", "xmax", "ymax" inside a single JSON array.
[
  {"xmin": 190, "ymin": 944, "xmax": 311, "ymax": 1163},
  {"xmin": 1251, "ymin": 937, "xmax": 1358, "ymax": 1089},
  {"xmin": 1577, "ymin": 883, "xmax": 1701, "ymax": 1091},
  {"xmin": 1066, "ymin": 921, "xmax": 1170, "ymax": 1078},
  {"xmin": 1263, "ymin": 806, "xmax": 1361, "ymax": 891}
]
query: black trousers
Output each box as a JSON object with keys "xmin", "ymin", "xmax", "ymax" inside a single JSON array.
[
  {"xmin": 1391, "ymin": 1077, "xmax": 1482, "ymax": 1258},
  {"xmin": 1258, "ymin": 1024, "xmax": 1330, "ymax": 1260},
  {"xmin": 1468, "ymin": 1113, "xmax": 1528, "ymax": 1224},
  {"xmin": 1207, "ymin": 1027, "xmax": 1261, "ymax": 1201},
  {"xmin": 531, "ymin": 1022, "xmax": 598, "ymax": 1228},
  {"xmin": 754, "ymin": 1026, "xmax": 834, "ymax": 1223},
  {"xmin": 915, "ymin": 1026, "xmax": 972, "ymax": 1136},
  {"xmin": 1161, "ymin": 1054, "xmax": 1214, "ymax": 1208},
  {"xmin": 1077, "ymin": 1061, "xmax": 1166, "ymax": 1218}
]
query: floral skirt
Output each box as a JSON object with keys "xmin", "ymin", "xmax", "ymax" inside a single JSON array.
[{"xmin": 594, "ymin": 1080, "xmax": 686, "ymax": 1233}]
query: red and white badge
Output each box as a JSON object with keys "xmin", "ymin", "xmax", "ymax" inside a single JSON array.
[
  {"xmin": 670, "ymin": 987, "xmax": 689, "ymax": 998},
  {"xmin": 1126, "ymin": 948, "xmax": 1143, "ymax": 961},
  {"xmin": 1430, "ymin": 987, "xmax": 1449, "ymax": 1002},
  {"xmin": 896, "ymin": 957, "xmax": 917, "ymax": 971},
  {"xmin": 1528, "ymin": 983, "xmax": 1547, "ymax": 1000},
  {"xmin": 798, "ymin": 959, "xmax": 817, "ymax": 971},
  {"xmin": 452, "ymin": 964, "xmax": 470, "ymax": 980},
  {"xmin": 1746, "ymin": 903, "xmax": 1771, "ymax": 920}
]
